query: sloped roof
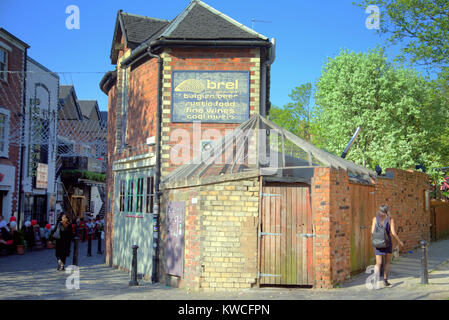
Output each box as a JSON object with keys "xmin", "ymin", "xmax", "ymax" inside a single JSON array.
[
  {"xmin": 121, "ymin": 13, "xmax": 169, "ymax": 48},
  {"xmin": 59, "ymin": 85, "xmax": 73, "ymax": 100},
  {"xmin": 159, "ymin": 0, "xmax": 267, "ymax": 40},
  {"xmin": 110, "ymin": 0, "xmax": 269, "ymax": 64},
  {"xmin": 161, "ymin": 114, "xmax": 376, "ymax": 188},
  {"xmin": 78, "ymin": 100, "xmax": 98, "ymax": 119}
]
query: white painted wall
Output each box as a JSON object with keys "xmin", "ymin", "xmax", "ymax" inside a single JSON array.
[{"xmin": 23, "ymin": 58, "xmax": 59, "ymax": 195}]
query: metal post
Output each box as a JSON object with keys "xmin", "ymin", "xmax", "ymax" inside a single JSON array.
[
  {"xmin": 87, "ymin": 233, "xmax": 92, "ymax": 257},
  {"xmin": 97, "ymin": 231, "xmax": 103, "ymax": 254},
  {"xmin": 420, "ymin": 240, "xmax": 429, "ymax": 284},
  {"xmin": 72, "ymin": 236, "xmax": 79, "ymax": 266},
  {"xmin": 129, "ymin": 245, "xmax": 139, "ymax": 286}
]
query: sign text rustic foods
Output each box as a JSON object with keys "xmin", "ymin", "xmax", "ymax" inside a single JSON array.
[{"xmin": 171, "ymin": 71, "xmax": 250, "ymax": 123}]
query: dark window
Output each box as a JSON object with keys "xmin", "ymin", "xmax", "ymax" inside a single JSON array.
[
  {"xmin": 136, "ymin": 177, "xmax": 144, "ymax": 213},
  {"xmin": 146, "ymin": 177, "xmax": 154, "ymax": 214},
  {"xmin": 119, "ymin": 180, "xmax": 125, "ymax": 213},
  {"xmin": 127, "ymin": 179, "xmax": 134, "ymax": 213}
]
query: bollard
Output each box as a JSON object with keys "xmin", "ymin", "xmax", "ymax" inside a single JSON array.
[
  {"xmin": 420, "ymin": 240, "xmax": 429, "ymax": 284},
  {"xmin": 129, "ymin": 245, "xmax": 139, "ymax": 286},
  {"xmin": 97, "ymin": 231, "xmax": 103, "ymax": 254},
  {"xmin": 87, "ymin": 234, "xmax": 92, "ymax": 257},
  {"xmin": 72, "ymin": 236, "xmax": 79, "ymax": 266}
]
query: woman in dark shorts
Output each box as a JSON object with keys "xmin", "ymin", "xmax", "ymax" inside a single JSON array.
[{"xmin": 371, "ymin": 205, "xmax": 404, "ymax": 286}]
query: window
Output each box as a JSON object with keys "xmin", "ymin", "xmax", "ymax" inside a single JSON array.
[
  {"xmin": 119, "ymin": 180, "xmax": 125, "ymax": 213},
  {"xmin": 146, "ymin": 176, "xmax": 154, "ymax": 213},
  {"xmin": 0, "ymin": 48, "xmax": 7, "ymax": 81},
  {"xmin": 126, "ymin": 179, "xmax": 134, "ymax": 213},
  {"xmin": 0, "ymin": 108, "xmax": 10, "ymax": 157},
  {"xmin": 136, "ymin": 177, "xmax": 144, "ymax": 213}
]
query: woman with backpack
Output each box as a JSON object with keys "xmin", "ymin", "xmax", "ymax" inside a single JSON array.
[{"xmin": 371, "ymin": 204, "xmax": 404, "ymax": 286}]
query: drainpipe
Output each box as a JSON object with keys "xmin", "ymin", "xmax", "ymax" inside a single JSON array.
[
  {"xmin": 146, "ymin": 49, "xmax": 163, "ymax": 283},
  {"xmin": 260, "ymin": 38, "xmax": 276, "ymax": 117}
]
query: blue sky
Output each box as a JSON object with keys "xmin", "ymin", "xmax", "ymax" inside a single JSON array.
[{"xmin": 1, "ymin": 0, "xmax": 398, "ymax": 111}]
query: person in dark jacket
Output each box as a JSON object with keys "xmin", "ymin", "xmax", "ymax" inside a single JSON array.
[{"xmin": 53, "ymin": 214, "xmax": 73, "ymax": 271}]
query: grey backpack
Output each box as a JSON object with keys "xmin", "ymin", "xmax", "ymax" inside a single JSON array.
[{"xmin": 372, "ymin": 218, "xmax": 389, "ymax": 248}]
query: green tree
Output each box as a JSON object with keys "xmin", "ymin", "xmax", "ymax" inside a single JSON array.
[
  {"xmin": 315, "ymin": 47, "xmax": 447, "ymax": 171},
  {"xmin": 357, "ymin": 0, "xmax": 449, "ymax": 79},
  {"xmin": 268, "ymin": 83, "xmax": 322, "ymax": 144}
]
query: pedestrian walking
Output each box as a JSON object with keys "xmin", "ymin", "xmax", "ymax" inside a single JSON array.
[
  {"xmin": 52, "ymin": 214, "xmax": 73, "ymax": 271},
  {"xmin": 371, "ymin": 204, "xmax": 404, "ymax": 286}
]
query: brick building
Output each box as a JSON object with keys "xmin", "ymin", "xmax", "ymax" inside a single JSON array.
[
  {"xmin": 0, "ymin": 28, "xmax": 29, "ymax": 223},
  {"xmin": 100, "ymin": 1, "xmax": 430, "ymax": 290}
]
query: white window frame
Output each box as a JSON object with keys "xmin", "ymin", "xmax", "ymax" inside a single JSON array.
[
  {"xmin": 0, "ymin": 47, "xmax": 8, "ymax": 82},
  {"xmin": 0, "ymin": 107, "xmax": 11, "ymax": 158}
]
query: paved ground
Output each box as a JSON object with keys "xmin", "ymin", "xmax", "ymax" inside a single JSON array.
[{"xmin": 0, "ymin": 239, "xmax": 449, "ymax": 300}]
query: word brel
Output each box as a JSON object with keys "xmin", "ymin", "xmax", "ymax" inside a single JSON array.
[{"xmin": 206, "ymin": 79, "xmax": 239, "ymax": 90}]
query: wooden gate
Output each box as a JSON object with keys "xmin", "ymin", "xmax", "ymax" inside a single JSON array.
[
  {"xmin": 259, "ymin": 182, "xmax": 314, "ymax": 285},
  {"xmin": 349, "ymin": 183, "xmax": 375, "ymax": 274}
]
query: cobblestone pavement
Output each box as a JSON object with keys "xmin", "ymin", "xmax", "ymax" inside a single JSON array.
[{"xmin": 0, "ymin": 239, "xmax": 448, "ymax": 300}]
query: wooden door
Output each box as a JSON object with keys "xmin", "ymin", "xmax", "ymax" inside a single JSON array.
[
  {"xmin": 259, "ymin": 182, "xmax": 313, "ymax": 285},
  {"xmin": 166, "ymin": 201, "xmax": 185, "ymax": 277},
  {"xmin": 349, "ymin": 184, "xmax": 375, "ymax": 274}
]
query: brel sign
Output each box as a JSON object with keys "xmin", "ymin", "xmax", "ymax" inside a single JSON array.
[
  {"xmin": 171, "ymin": 71, "xmax": 250, "ymax": 123},
  {"xmin": 36, "ymin": 163, "xmax": 48, "ymax": 189}
]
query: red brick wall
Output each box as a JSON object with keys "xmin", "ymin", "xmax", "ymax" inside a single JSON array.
[
  {"xmin": 311, "ymin": 167, "xmax": 332, "ymax": 288},
  {"xmin": 312, "ymin": 167, "xmax": 430, "ymax": 288},
  {"xmin": 0, "ymin": 34, "xmax": 26, "ymax": 217},
  {"xmin": 375, "ymin": 168, "xmax": 430, "ymax": 249},
  {"xmin": 105, "ymin": 83, "xmax": 117, "ymax": 265}
]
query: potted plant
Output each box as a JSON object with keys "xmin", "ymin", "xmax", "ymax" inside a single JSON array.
[{"xmin": 16, "ymin": 230, "xmax": 25, "ymax": 255}]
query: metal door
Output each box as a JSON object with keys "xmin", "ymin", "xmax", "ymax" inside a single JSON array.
[
  {"xmin": 259, "ymin": 182, "xmax": 314, "ymax": 285},
  {"xmin": 165, "ymin": 201, "xmax": 185, "ymax": 277},
  {"xmin": 349, "ymin": 184, "xmax": 375, "ymax": 274}
]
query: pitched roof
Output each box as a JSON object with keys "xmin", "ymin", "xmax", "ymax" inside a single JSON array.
[
  {"xmin": 78, "ymin": 100, "xmax": 98, "ymax": 119},
  {"xmin": 159, "ymin": 0, "xmax": 267, "ymax": 40},
  {"xmin": 110, "ymin": 1, "xmax": 269, "ymax": 64},
  {"xmin": 120, "ymin": 13, "xmax": 169, "ymax": 48},
  {"xmin": 59, "ymin": 85, "xmax": 73, "ymax": 100}
]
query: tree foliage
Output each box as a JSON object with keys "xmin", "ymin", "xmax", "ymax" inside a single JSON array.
[
  {"xmin": 314, "ymin": 47, "xmax": 447, "ymax": 171},
  {"xmin": 268, "ymin": 83, "xmax": 323, "ymax": 146},
  {"xmin": 357, "ymin": 0, "xmax": 449, "ymax": 79}
]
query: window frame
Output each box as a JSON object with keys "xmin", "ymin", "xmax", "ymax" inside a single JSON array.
[
  {"xmin": 118, "ymin": 179, "xmax": 126, "ymax": 213},
  {"xmin": 0, "ymin": 47, "xmax": 8, "ymax": 82},
  {"xmin": 146, "ymin": 176, "xmax": 154, "ymax": 214},
  {"xmin": 126, "ymin": 178, "xmax": 134, "ymax": 213},
  {"xmin": 0, "ymin": 107, "xmax": 10, "ymax": 158},
  {"xmin": 136, "ymin": 177, "xmax": 144, "ymax": 214}
]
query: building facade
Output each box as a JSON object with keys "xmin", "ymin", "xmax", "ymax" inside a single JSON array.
[
  {"xmin": 22, "ymin": 57, "xmax": 59, "ymax": 225},
  {"xmin": 101, "ymin": 0, "xmax": 274, "ymax": 281},
  {"xmin": 0, "ymin": 28, "xmax": 29, "ymax": 223}
]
